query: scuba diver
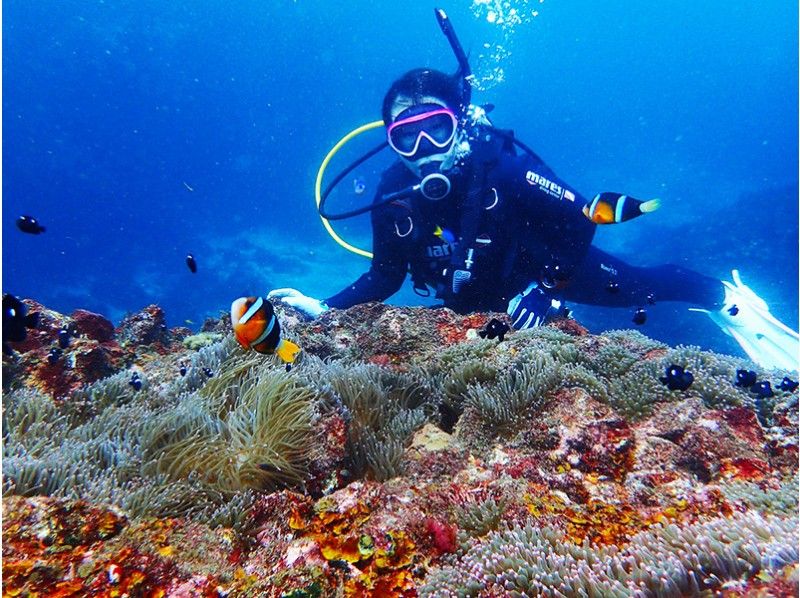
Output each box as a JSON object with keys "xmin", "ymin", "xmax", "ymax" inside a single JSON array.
[{"xmin": 268, "ymin": 8, "xmax": 798, "ymax": 372}]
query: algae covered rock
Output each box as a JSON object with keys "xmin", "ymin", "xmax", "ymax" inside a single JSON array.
[
  {"xmin": 2, "ymin": 299, "xmax": 797, "ymax": 596},
  {"xmin": 182, "ymin": 331, "xmax": 224, "ymax": 350}
]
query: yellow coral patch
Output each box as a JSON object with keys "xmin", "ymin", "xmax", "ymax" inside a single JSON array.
[
  {"xmin": 564, "ymin": 501, "xmax": 643, "ymax": 546},
  {"xmin": 320, "ymin": 534, "xmax": 362, "ymax": 563},
  {"xmin": 525, "ymin": 492, "xmax": 566, "ymax": 517},
  {"xmin": 289, "ymin": 507, "xmax": 307, "ymax": 530},
  {"xmin": 373, "ymin": 532, "xmax": 415, "ymax": 570},
  {"xmin": 358, "ymin": 534, "xmax": 375, "ymax": 558}
]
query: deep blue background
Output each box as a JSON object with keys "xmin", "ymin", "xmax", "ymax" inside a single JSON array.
[{"xmin": 4, "ymin": 1, "xmax": 798, "ymax": 356}]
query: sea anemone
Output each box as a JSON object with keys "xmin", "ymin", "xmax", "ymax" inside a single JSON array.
[
  {"xmin": 463, "ymin": 354, "xmax": 560, "ymax": 433},
  {"xmin": 420, "ymin": 511, "xmax": 798, "ymax": 597},
  {"xmin": 305, "ymin": 361, "xmax": 436, "ymax": 480},
  {"xmin": 145, "ymin": 366, "xmax": 315, "ymax": 494}
]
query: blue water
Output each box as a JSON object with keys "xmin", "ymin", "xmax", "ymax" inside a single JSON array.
[{"xmin": 4, "ymin": 1, "xmax": 798, "ymax": 356}]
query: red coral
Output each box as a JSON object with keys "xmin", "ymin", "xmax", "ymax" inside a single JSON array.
[
  {"xmin": 435, "ymin": 312, "xmax": 489, "ymax": 345},
  {"xmin": 368, "ymin": 353, "xmax": 396, "ymax": 367},
  {"xmin": 566, "ymin": 419, "xmax": 636, "ymax": 481},
  {"xmin": 71, "ymin": 309, "xmax": 115, "ymax": 342},
  {"xmin": 720, "ymin": 457, "xmax": 770, "ymax": 481},
  {"xmin": 720, "ymin": 406, "xmax": 766, "ymax": 445},
  {"xmin": 26, "ymin": 337, "xmax": 125, "ymax": 398},
  {"xmin": 643, "ymin": 348, "xmax": 669, "ymax": 360},
  {"xmin": 501, "ymin": 455, "xmax": 545, "ymax": 482},
  {"xmin": 31, "ymin": 359, "xmax": 77, "ymax": 398},
  {"xmin": 424, "ymin": 518, "xmax": 457, "ymax": 554},
  {"xmin": 74, "ymin": 341, "xmax": 124, "ymax": 384},
  {"xmin": 549, "ymin": 317, "xmax": 588, "ymax": 336}
]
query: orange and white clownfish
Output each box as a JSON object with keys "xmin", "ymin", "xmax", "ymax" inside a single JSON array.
[
  {"xmin": 582, "ymin": 192, "xmax": 661, "ymax": 225},
  {"xmin": 230, "ymin": 296, "xmax": 301, "ymax": 365}
]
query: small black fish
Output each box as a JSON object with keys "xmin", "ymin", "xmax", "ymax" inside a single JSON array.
[
  {"xmin": 203, "ymin": 367, "xmax": 214, "ymax": 377},
  {"xmin": 3, "ymin": 294, "xmax": 40, "ymax": 354},
  {"xmin": 750, "ymin": 380, "xmax": 773, "ymax": 398},
  {"xmin": 47, "ymin": 347, "xmax": 62, "ymax": 365},
  {"xmin": 632, "ymin": 308, "xmax": 647, "ymax": 326},
  {"xmin": 16, "ymin": 215, "xmax": 46, "ymax": 235},
  {"xmin": 660, "ymin": 364, "xmax": 694, "ymax": 391},
  {"xmin": 58, "ymin": 326, "xmax": 73, "ymax": 349},
  {"xmin": 478, "ymin": 318, "xmax": 510, "ymax": 342},
  {"xmin": 646, "ymin": 293, "xmax": 656, "ymax": 305},
  {"xmin": 734, "ymin": 369, "xmax": 758, "ymax": 388},
  {"xmin": 186, "ymin": 254, "xmax": 198, "ymax": 273},
  {"xmin": 606, "ymin": 281, "xmax": 620, "ymax": 294},
  {"xmin": 727, "ymin": 304, "xmax": 739, "ymax": 316},
  {"xmin": 777, "ymin": 376, "xmax": 799, "ymax": 392},
  {"xmin": 285, "ymin": 363, "xmax": 292, "ymax": 373},
  {"xmin": 129, "ymin": 372, "xmax": 142, "ymax": 391},
  {"xmin": 179, "ymin": 362, "xmax": 187, "ymax": 377}
]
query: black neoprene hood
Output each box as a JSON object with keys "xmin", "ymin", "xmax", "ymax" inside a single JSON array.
[{"xmin": 381, "ymin": 68, "xmax": 467, "ymax": 124}]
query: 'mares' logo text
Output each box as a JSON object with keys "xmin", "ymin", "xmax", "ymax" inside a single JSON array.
[
  {"xmin": 426, "ymin": 244, "xmax": 453, "ymax": 258},
  {"xmin": 526, "ymin": 171, "xmax": 575, "ymax": 201}
]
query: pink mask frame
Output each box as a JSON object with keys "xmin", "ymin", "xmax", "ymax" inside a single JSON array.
[{"xmin": 386, "ymin": 108, "xmax": 458, "ymax": 158}]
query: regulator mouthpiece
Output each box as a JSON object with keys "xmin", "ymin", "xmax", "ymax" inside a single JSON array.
[{"xmin": 420, "ymin": 172, "xmax": 451, "ymax": 201}]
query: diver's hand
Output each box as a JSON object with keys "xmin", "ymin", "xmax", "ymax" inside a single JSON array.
[
  {"xmin": 267, "ymin": 288, "xmax": 329, "ymax": 318},
  {"xmin": 507, "ymin": 282, "xmax": 565, "ymax": 330}
]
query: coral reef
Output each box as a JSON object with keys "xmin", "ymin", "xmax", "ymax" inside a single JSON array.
[
  {"xmin": 2, "ymin": 299, "xmax": 798, "ymax": 596},
  {"xmin": 116, "ymin": 303, "xmax": 171, "ymax": 349}
]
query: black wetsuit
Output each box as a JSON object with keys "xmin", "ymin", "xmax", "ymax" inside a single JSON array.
[{"xmin": 326, "ymin": 129, "xmax": 722, "ymax": 314}]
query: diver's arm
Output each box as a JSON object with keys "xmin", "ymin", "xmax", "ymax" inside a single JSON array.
[{"xmin": 324, "ymin": 205, "xmax": 408, "ymax": 309}]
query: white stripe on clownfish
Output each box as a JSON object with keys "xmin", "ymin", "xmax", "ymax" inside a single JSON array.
[
  {"xmin": 588, "ymin": 193, "xmax": 601, "ymax": 218},
  {"xmin": 252, "ymin": 314, "xmax": 276, "ymax": 346},
  {"xmin": 239, "ymin": 296, "xmax": 264, "ymax": 325},
  {"xmin": 614, "ymin": 195, "xmax": 627, "ymax": 223}
]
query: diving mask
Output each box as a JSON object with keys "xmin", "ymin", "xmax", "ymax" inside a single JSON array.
[{"xmin": 387, "ymin": 107, "xmax": 458, "ymax": 159}]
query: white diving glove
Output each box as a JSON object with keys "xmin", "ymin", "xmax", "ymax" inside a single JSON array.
[
  {"xmin": 267, "ymin": 288, "xmax": 329, "ymax": 319},
  {"xmin": 507, "ymin": 281, "xmax": 566, "ymax": 330},
  {"xmin": 689, "ymin": 270, "xmax": 799, "ymax": 372}
]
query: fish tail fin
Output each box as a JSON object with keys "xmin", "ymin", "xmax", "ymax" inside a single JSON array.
[
  {"xmin": 639, "ymin": 198, "xmax": 661, "ymax": 213},
  {"xmin": 275, "ymin": 338, "xmax": 301, "ymax": 364}
]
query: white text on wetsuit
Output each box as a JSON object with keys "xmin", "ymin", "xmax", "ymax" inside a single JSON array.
[
  {"xmin": 526, "ymin": 171, "xmax": 575, "ymax": 201},
  {"xmin": 426, "ymin": 244, "xmax": 453, "ymax": 258}
]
